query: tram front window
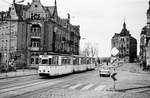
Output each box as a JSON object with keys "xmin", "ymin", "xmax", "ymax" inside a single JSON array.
[{"xmin": 42, "ymin": 59, "xmax": 48, "ymax": 64}]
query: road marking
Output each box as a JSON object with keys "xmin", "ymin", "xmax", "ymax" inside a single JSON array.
[
  {"xmin": 0, "ymin": 80, "xmax": 62, "ymax": 93},
  {"xmin": 81, "ymin": 84, "xmax": 94, "ymax": 90},
  {"xmin": 94, "ymin": 85, "xmax": 105, "ymax": 91},
  {"xmin": 62, "ymin": 84, "xmax": 70, "ymax": 88},
  {"xmin": 68, "ymin": 83, "xmax": 82, "ymax": 90}
]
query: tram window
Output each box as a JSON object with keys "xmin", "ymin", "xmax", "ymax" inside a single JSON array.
[
  {"xmin": 61, "ymin": 58, "xmax": 70, "ymax": 65},
  {"xmin": 49, "ymin": 58, "xmax": 52, "ymax": 64},
  {"xmin": 81, "ymin": 58, "xmax": 86, "ymax": 64},
  {"xmin": 73, "ymin": 58, "xmax": 79, "ymax": 65},
  {"xmin": 52, "ymin": 56, "xmax": 58, "ymax": 64},
  {"xmin": 87, "ymin": 59, "xmax": 90, "ymax": 64},
  {"xmin": 42, "ymin": 59, "xmax": 48, "ymax": 64},
  {"xmin": 35, "ymin": 58, "xmax": 39, "ymax": 64},
  {"xmin": 31, "ymin": 58, "xmax": 34, "ymax": 64}
]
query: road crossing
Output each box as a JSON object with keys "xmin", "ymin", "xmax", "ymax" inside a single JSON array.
[{"xmin": 61, "ymin": 83, "xmax": 107, "ymax": 91}]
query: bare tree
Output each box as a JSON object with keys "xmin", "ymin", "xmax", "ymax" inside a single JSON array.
[
  {"xmin": 80, "ymin": 42, "xmax": 99, "ymax": 57},
  {"xmin": 84, "ymin": 42, "xmax": 91, "ymax": 56},
  {"xmin": 90, "ymin": 43, "xmax": 99, "ymax": 57}
]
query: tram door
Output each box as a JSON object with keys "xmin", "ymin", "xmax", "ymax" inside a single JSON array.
[{"xmin": 49, "ymin": 58, "xmax": 52, "ymax": 65}]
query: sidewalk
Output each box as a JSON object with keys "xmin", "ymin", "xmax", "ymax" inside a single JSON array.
[
  {"xmin": 117, "ymin": 63, "xmax": 150, "ymax": 74},
  {"xmin": 0, "ymin": 69, "xmax": 38, "ymax": 79},
  {"xmin": 103, "ymin": 63, "xmax": 150, "ymax": 98}
]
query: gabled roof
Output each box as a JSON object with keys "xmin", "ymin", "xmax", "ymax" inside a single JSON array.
[
  {"xmin": 13, "ymin": 3, "xmax": 29, "ymax": 19},
  {"xmin": 57, "ymin": 16, "xmax": 69, "ymax": 27},
  {"xmin": 45, "ymin": 6, "xmax": 56, "ymax": 17},
  {"xmin": 112, "ymin": 33, "xmax": 120, "ymax": 38}
]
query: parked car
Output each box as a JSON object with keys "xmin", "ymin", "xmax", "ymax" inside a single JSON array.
[{"xmin": 99, "ymin": 66, "xmax": 112, "ymax": 77}]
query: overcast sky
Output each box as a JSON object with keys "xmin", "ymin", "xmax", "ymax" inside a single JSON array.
[{"xmin": 0, "ymin": 0, "xmax": 148, "ymax": 57}]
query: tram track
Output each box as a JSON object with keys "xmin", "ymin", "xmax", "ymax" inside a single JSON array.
[
  {"xmin": 0, "ymin": 78, "xmax": 44, "ymax": 91},
  {"xmin": 0, "ymin": 70, "xmax": 95, "ymax": 98},
  {"xmin": 0, "ymin": 75, "xmax": 39, "ymax": 84}
]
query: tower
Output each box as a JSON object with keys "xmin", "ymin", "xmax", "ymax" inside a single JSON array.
[
  {"xmin": 123, "ymin": 18, "xmax": 126, "ymax": 29},
  {"xmin": 147, "ymin": 1, "xmax": 150, "ymax": 28}
]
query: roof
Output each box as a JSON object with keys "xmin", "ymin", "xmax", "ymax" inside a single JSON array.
[
  {"xmin": 13, "ymin": 3, "xmax": 57, "ymax": 19},
  {"xmin": 147, "ymin": 1, "xmax": 150, "ymax": 14},
  {"xmin": 45, "ymin": 6, "xmax": 55, "ymax": 17},
  {"xmin": 14, "ymin": 3, "xmax": 29, "ymax": 19},
  {"xmin": 120, "ymin": 22, "xmax": 130, "ymax": 36}
]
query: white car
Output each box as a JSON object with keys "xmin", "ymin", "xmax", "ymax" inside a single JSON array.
[{"xmin": 99, "ymin": 67, "xmax": 112, "ymax": 77}]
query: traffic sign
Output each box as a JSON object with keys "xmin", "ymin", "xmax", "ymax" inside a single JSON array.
[
  {"xmin": 111, "ymin": 57, "xmax": 117, "ymax": 64},
  {"xmin": 111, "ymin": 72, "xmax": 117, "ymax": 81},
  {"xmin": 111, "ymin": 72, "xmax": 117, "ymax": 90},
  {"xmin": 111, "ymin": 47, "xmax": 119, "ymax": 56}
]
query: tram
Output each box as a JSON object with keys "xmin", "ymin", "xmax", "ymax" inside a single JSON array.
[{"xmin": 38, "ymin": 53, "xmax": 96, "ymax": 77}]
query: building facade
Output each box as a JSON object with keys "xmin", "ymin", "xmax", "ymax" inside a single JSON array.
[
  {"xmin": 111, "ymin": 21, "xmax": 137, "ymax": 62},
  {"xmin": 0, "ymin": 0, "xmax": 80, "ymax": 67},
  {"xmin": 140, "ymin": 1, "xmax": 150, "ymax": 69}
]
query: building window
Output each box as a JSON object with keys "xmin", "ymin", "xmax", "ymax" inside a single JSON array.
[
  {"xmin": 121, "ymin": 44, "xmax": 123, "ymax": 48},
  {"xmin": 5, "ymin": 47, "xmax": 7, "ymax": 51},
  {"xmin": 127, "ymin": 44, "xmax": 129, "ymax": 48},
  {"xmin": 31, "ymin": 24, "xmax": 41, "ymax": 34},
  {"xmin": 126, "ymin": 51, "xmax": 128, "ymax": 54},
  {"xmin": 33, "ymin": 42, "xmax": 36, "ymax": 47},
  {"xmin": 35, "ymin": 5, "xmax": 38, "ymax": 7},
  {"xmin": 1, "ymin": 47, "xmax": 3, "ymax": 51},
  {"xmin": 31, "ymin": 39, "xmax": 40, "ymax": 48},
  {"xmin": 127, "ymin": 38, "xmax": 129, "ymax": 41}
]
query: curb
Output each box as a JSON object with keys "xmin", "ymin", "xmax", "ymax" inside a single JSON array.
[
  {"xmin": 129, "ymin": 70, "xmax": 150, "ymax": 74},
  {"xmin": 0, "ymin": 73, "xmax": 38, "ymax": 80}
]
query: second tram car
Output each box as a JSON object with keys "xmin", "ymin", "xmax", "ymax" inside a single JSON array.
[{"xmin": 38, "ymin": 54, "xmax": 96, "ymax": 77}]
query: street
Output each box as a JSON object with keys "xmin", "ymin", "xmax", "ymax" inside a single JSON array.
[{"xmin": 0, "ymin": 63, "xmax": 150, "ymax": 98}]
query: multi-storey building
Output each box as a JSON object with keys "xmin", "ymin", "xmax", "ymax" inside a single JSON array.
[
  {"xmin": 0, "ymin": 0, "xmax": 80, "ymax": 67},
  {"xmin": 140, "ymin": 1, "xmax": 150, "ymax": 69},
  {"xmin": 111, "ymin": 21, "xmax": 137, "ymax": 62}
]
